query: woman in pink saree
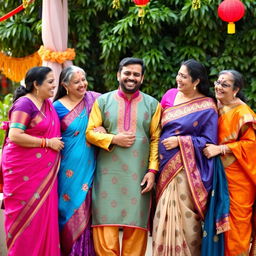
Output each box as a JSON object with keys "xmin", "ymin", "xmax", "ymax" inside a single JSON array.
[{"xmin": 1, "ymin": 67, "xmax": 64, "ymax": 256}]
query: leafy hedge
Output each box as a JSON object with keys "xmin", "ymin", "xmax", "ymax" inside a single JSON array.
[
  {"xmin": 0, "ymin": 94, "xmax": 13, "ymax": 147},
  {"xmin": 0, "ymin": 0, "xmax": 256, "ymax": 109}
]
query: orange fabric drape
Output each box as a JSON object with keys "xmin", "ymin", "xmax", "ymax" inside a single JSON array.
[
  {"xmin": 0, "ymin": 51, "xmax": 42, "ymax": 82},
  {"xmin": 218, "ymin": 103, "xmax": 256, "ymax": 256}
]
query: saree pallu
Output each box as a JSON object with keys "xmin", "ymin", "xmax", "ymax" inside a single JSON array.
[
  {"xmin": 153, "ymin": 97, "xmax": 229, "ymax": 255},
  {"xmin": 201, "ymin": 157, "xmax": 230, "ymax": 256},
  {"xmin": 218, "ymin": 103, "xmax": 256, "ymax": 256},
  {"xmin": 56, "ymin": 92, "xmax": 99, "ymax": 256},
  {"xmin": 2, "ymin": 99, "xmax": 61, "ymax": 256}
]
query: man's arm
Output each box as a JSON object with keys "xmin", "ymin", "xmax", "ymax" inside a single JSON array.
[
  {"xmin": 148, "ymin": 103, "xmax": 162, "ymax": 171},
  {"xmin": 141, "ymin": 103, "xmax": 162, "ymax": 194},
  {"xmin": 86, "ymin": 100, "xmax": 136, "ymax": 150},
  {"xmin": 86, "ymin": 100, "xmax": 114, "ymax": 151}
]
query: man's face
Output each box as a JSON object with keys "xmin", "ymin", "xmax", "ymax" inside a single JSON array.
[{"xmin": 117, "ymin": 64, "xmax": 144, "ymax": 94}]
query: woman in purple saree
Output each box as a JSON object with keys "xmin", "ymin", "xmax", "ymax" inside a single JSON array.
[
  {"xmin": 152, "ymin": 60, "xmax": 229, "ymax": 255},
  {"xmin": 1, "ymin": 67, "xmax": 64, "ymax": 256},
  {"xmin": 53, "ymin": 66, "xmax": 100, "ymax": 256}
]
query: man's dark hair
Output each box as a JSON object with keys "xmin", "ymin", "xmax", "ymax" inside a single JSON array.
[{"xmin": 118, "ymin": 57, "xmax": 145, "ymax": 75}]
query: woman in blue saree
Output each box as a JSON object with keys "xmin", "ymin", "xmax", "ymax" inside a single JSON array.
[
  {"xmin": 53, "ymin": 66, "xmax": 100, "ymax": 256},
  {"xmin": 152, "ymin": 59, "xmax": 229, "ymax": 256}
]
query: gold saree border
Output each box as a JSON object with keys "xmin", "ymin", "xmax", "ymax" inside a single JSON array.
[
  {"xmin": 179, "ymin": 136, "xmax": 208, "ymax": 219},
  {"xmin": 156, "ymin": 151, "xmax": 183, "ymax": 202},
  {"xmin": 161, "ymin": 97, "xmax": 217, "ymax": 127}
]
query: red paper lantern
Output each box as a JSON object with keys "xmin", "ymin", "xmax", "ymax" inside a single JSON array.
[
  {"xmin": 133, "ymin": 0, "xmax": 150, "ymax": 17},
  {"xmin": 133, "ymin": 0, "xmax": 150, "ymax": 5},
  {"xmin": 218, "ymin": 0, "xmax": 245, "ymax": 34}
]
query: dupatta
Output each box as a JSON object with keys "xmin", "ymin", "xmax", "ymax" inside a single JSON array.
[{"xmin": 2, "ymin": 99, "xmax": 61, "ymax": 251}]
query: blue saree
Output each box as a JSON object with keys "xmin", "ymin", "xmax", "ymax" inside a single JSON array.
[{"xmin": 53, "ymin": 91, "xmax": 100, "ymax": 256}]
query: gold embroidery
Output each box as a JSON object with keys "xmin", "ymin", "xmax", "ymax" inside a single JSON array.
[
  {"xmin": 193, "ymin": 121, "xmax": 198, "ymax": 127},
  {"xmin": 213, "ymin": 235, "xmax": 219, "ymax": 242},
  {"xmin": 162, "ymin": 98, "xmax": 216, "ymax": 126},
  {"xmin": 34, "ymin": 193, "xmax": 40, "ymax": 199}
]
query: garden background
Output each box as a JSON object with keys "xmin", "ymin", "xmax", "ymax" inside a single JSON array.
[{"xmin": 0, "ymin": 0, "xmax": 256, "ymax": 144}]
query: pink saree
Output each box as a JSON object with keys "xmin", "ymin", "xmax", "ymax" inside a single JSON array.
[{"xmin": 2, "ymin": 97, "xmax": 61, "ymax": 256}]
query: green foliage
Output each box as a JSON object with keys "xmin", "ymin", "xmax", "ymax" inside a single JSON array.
[
  {"xmin": 0, "ymin": 0, "xmax": 42, "ymax": 56},
  {"xmin": 1, "ymin": 0, "xmax": 256, "ymax": 109},
  {"xmin": 0, "ymin": 94, "xmax": 13, "ymax": 147},
  {"xmin": 68, "ymin": 0, "xmax": 256, "ymax": 109}
]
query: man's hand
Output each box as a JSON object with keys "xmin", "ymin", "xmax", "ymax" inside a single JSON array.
[
  {"xmin": 141, "ymin": 172, "xmax": 155, "ymax": 194},
  {"xmin": 111, "ymin": 132, "xmax": 136, "ymax": 147}
]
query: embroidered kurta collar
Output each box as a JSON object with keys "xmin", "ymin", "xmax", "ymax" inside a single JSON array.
[{"xmin": 117, "ymin": 88, "xmax": 140, "ymax": 101}]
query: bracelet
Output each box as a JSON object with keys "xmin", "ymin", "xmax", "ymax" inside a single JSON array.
[
  {"xmin": 148, "ymin": 169, "xmax": 158, "ymax": 175},
  {"xmin": 220, "ymin": 145, "xmax": 226, "ymax": 155},
  {"xmin": 46, "ymin": 138, "xmax": 49, "ymax": 148},
  {"xmin": 40, "ymin": 138, "xmax": 46, "ymax": 148}
]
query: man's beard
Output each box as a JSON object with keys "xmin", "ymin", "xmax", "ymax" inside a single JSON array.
[{"xmin": 119, "ymin": 80, "xmax": 141, "ymax": 94}]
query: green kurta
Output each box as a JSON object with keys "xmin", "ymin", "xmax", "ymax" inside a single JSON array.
[{"xmin": 86, "ymin": 89, "xmax": 161, "ymax": 230}]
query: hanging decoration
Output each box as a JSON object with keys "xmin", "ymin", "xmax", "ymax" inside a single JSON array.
[
  {"xmin": 112, "ymin": 0, "xmax": 121, "ymax": 9},
  {"xmin": 133, "ymin": 0, "xmax": 150, "ymax": 17},
  {"xmin": 0, "ymin": 51, "xmax": 42, "ymax": 82},
  {"xmin": 218, "ymin": 0, "xmax": 245, "ymax": 34},
  {"xmin": 22, "ymin": 0, "xmax": 31, "ymax": 8},
  {"xmin": 0, "ymin": 0, "xmax": 34, "ymax": 22},
  {"xmin": 192, "ymin": 0, "xmax": 201, "ymax": 9},
  {"xmin": 38, "ymin": 46, "xmax": 76, "ymax": 64}
]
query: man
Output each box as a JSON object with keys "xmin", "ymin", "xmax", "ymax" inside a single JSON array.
[{"xmin": 86, "ymin": 57, "xmax": 161, "ymax": 256}]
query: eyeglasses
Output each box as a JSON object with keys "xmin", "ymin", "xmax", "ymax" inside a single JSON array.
[{"xmin": 214, "ymin": 80, "xmax": 232, "ymax": 88}]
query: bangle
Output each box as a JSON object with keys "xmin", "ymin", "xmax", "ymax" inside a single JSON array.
[
  {"xmin": 220, "ymin": 145, "xmax": 226, "ymax": 155},
  {"xmin": 40, "ymin": 138, "xmax": 46, "ymax": 148},
  {"xmin": 42, "ymin": 138, "xmax": 46, "ymax": 148},
  {"xmin": 148, "ymin": 169, "xmax": 157, "ymax": 175}
]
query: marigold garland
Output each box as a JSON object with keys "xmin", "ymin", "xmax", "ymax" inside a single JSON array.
[
  {"xmin": 0, "ymin": 51, "xmax": 42, "ymax": 82},
  {"xmin": 38, "ymin": 46, "xmax": 76, "ymax": 64}
]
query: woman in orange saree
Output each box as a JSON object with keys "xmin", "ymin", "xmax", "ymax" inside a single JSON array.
[
  {"xmin": 204, "ymin": 70, "xmax": 256, "ymax": 256},
  {"xmin": 1, "ymin": 67, "xmax": 64, "ymax": 256}
]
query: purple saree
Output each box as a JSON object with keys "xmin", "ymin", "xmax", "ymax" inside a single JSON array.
[{"xmin": 153, "ymin": 89, "xmax": 218, "ymax": 255}]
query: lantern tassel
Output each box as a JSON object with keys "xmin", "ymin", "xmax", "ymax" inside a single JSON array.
[
  {"xmin": 138, "ymin": 7, "xmax": 145, "ymax": 17},
  {"xmin": 227, "ymin": 22, "xmax": 235, "ymax": 34}
]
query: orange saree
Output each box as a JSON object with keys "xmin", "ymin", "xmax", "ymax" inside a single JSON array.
[{"xmin": 218, "ymin": 103, "xmax": 256, "ymax": 256}]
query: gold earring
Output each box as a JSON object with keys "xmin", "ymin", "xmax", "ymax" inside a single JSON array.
[
  {"xmin": 36, "ymin": 89, "xmax": 39, "ymax": 96},
  {"xmin": 194, "ymin": 85, "xmax": 197, "ymax": 90},
  {"xmin": 233, "ymin": 93, "xmax": 236, "ymax": 99},
  {"xmin": 66, "ymin": 89, "xmax": 69, "ymax": 95}
]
